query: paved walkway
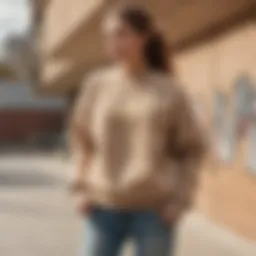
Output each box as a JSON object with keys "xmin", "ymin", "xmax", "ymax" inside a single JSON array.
[{"xmin": 0, "ymin": 153, "xmax": 255, "ymax": 256}]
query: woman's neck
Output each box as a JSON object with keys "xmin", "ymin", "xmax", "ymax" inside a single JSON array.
[{"xmin": 121, "ymin": 60, "xmax": 150, "ymax": 79}]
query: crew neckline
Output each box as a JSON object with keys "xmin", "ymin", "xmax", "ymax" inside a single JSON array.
[{"xmin": 117, "ymin": 65, "xmax": 163, "ymax": 83}]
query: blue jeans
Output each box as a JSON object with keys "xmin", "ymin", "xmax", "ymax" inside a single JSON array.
[{"xmin": 82, "ymin": 206, "xmax": 176, "ymax": 256}]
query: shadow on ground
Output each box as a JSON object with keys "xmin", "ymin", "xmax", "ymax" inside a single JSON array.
[{"xmin": 0, "ymin": 168, "xmax": 65, "ymax": 188}]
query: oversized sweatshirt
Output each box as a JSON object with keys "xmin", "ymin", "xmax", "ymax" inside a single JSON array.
[{"xmin": 70, "ymin": 67, "xmax": 206, "ymax": 211}]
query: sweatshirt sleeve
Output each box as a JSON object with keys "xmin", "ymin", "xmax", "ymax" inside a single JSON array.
[
  {"xmin": 69, "ymin": 72, "xmax": 100, "ymax": 183},
  {"xmin": 167, "ymin": 88, "xmax": 207, "ymax": 211}
]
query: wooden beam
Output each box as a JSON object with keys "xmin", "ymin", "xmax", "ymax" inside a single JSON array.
[{"xmin": 173, "ymin": 3, "xmax": 256, "ymax": 52}]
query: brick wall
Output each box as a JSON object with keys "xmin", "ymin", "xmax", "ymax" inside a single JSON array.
[{"xmin": 0, "ymin": 110, "xmax": 65, "ymax": 143}]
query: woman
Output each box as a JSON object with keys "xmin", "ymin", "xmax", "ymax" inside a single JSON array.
[{"xmin": 70, "ymin": 4, "xmax": 205, "ymax": 256}]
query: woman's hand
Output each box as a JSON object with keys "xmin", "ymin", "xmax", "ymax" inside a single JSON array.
[
  {"xmin": 160, "ymin": 203, "xmax": 183, "ymax": 225},
  {"xmin": 73, "ymin": 192, "xmax": 93, "ymax": 216}
]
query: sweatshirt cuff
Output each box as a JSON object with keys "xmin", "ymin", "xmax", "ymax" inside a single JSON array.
[{"xmin": 68, "ymin": 180, "xmax": 86, "ymax": 193}]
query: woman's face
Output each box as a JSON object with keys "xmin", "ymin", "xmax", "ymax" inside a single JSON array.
[{"xmin": 103, "ymin": 15, "xmax": 146, "ymax": 63}]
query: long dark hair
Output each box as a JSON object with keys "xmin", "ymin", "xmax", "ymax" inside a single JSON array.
[{"xmin": 111, "ymin": 5, "xmax": 170, "ymax": 73}]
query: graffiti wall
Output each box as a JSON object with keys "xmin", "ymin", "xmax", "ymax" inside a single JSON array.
[{"xmin": 214, "ymin": 75, "xmax": 256, "ymax": 174}]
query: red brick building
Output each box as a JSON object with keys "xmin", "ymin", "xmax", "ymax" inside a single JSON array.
[{"xmin": 0, "ymin": 81, "xmax": 66, "ymax": 144}]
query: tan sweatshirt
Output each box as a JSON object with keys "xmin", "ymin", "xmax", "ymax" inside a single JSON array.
[{"xmin": 70, "ymin": 67, "xmax": 205, "ymax": 211}]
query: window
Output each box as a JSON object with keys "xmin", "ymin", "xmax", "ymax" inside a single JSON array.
[
  {"xmin": 213, "ymin": 91, "xmax": 235, "ymax": 162},
  {"xmin": 233, "ymin": 75, "xmax": 255, "ymax": 130},
  {"xmin": 233, "ymin": 75, "xmax": 256, "ymax": 174}
]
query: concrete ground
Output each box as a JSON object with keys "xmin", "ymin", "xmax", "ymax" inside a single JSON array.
[{"xmin": 0, "ymin": 153, "xmax": 255, "ymax": 256}]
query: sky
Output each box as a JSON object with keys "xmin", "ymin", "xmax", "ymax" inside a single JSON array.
[
  {"xmin": 0, "ymin": 0, "xmax": 30, "ymax": 59},
  {"xmin": 0, "ymin": 0, "xmax": 30, "ymax": 43}
]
